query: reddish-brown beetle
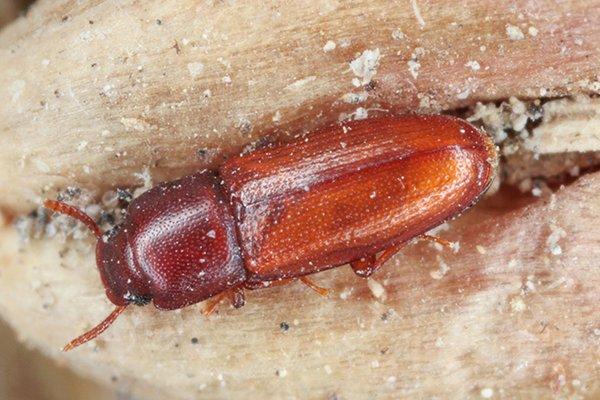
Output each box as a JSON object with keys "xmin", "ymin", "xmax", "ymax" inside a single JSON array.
[{"xmin": 44, "ymin": 115, "xmax": 497, "ymax": 350}]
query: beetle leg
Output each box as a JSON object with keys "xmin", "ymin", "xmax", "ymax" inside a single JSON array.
[
  {"xmin": 229, "ymin": 287, "xmax": 246, "ymax": 309},
  {"xmin": 202, "ymin": 286, "xmax": 245, "ymax": 316},
  {"xmin": 299, "ymin": 276, "xmax": 330, "ymax": 297},
  {"xmin": 418, "ymin": 234, "xmax": 454, "ymax": 250},
  {"xmin": 351, "ymin": 242, "xmax": 406, "ymax": 277}
]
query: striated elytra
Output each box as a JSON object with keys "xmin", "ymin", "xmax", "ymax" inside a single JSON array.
[{"xmin": 44, "ymin": 114, "xmax": 497, "ymax": 350}]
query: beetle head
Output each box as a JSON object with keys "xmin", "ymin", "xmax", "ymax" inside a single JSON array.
[{"xmin": 96, "ymin": 225, "xmax": 152, "ymax": 307}]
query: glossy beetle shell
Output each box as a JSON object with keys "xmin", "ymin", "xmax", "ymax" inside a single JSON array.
[
  {"xmin": 220, "ymin": 115, "xmax": 495, "ymax": 281},
  {"xmin": 45, "ymin": 114, "xmax": 498, "ymax": 350}
]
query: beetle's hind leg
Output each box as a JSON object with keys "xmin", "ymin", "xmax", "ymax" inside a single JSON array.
[
  {"xmin": 202, "ymin": 286, "xmax": 245, "ymax": 316},
  {"xmin": 350, "ymin": 242, "xmax": 406, "ymax": 277},
  {"xmin": 351, "ymin": 234, "xmax": 455, "ymax": 277}
]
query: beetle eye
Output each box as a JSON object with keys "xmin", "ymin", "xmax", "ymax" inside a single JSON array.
[{"xmin": 123, "ymin": 292, "xmax": 152, "ymax": 306}]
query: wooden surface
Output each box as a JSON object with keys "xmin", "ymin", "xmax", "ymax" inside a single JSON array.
[
  {"xmin": 0, "ymin": 175, "xmax": 599, "ymax": 399},
  {"xmin": 1, "ymin": 1, "xmax": 600, "ymax": 399},
  {"xmin": 0, "ymin": 0, "xmax": 599, "ymax": 215}
]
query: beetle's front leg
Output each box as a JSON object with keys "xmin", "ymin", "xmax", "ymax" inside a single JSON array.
[{"xmin": 202, "ymin": 286, "xmax": 245, "ymax": 316}]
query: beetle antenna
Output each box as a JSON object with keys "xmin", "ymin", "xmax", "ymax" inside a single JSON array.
[
  {"xmin": 62, "ymin": 305, "xmax": 128, "ymax": 351},
  {"xmin": 43, "ymin": 199, "xmax": 103, "ymax": 239}
]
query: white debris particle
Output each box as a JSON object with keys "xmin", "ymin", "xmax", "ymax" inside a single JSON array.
[
  {"xmin": 338, "ymin": 38, "xmax": 351, "ymax": 48},
  {"xmin": 285, "ymin": 75, "xmax": 317, "ymax": 91},
  {"xmin": 354, "ymin": 107, "xmax": 368, "ymax": 120},
  {"xmin": 323, "ymin": 40, "xmax": 336, "ymax": 52},
  {"xmin": 181, "ymin": 38, "xmax": 190, "ymax": 46},
  {"xmin": 435, "ymin": 337, "xmax": 445, "ymax": 347},
  {"xmin": 276, "ymin": 369, "xmax": 287, "ymax": 378},
  {"xmin": 120, "ymin": 117, "xmax": 153, "ymax": 132},
  {"xmin": 476, "ymin": 245, "xmax": 487, "ymax": 254},
  {"xmin": 506, "ymin": 24, "xmax": 525, "ymax": 41},
  {"xmin": 593, "ymin": 328, "xmax": 600, "ymax": 336},
  {"xmin": 83, "ymin": 165, "xmax": 91, "ymax": 174},
  {"xmin": 369, "ymin": 191, "xmax": 377, "ymax": 199},
  {"xmin": 272, "ymin": 110, "xmax": 282, "ymax": 122},
  {"xmin": 391, "ymin": 29, "xmax": 405, "ymax": 40},
  {"xmin": 546, "ymin": 223, "xmax": 566, "ymax": 256},
  {"xmin": 349, "ymin": 48, "xmax": 380, "ymax": 86},
  {"xmin": 465, "ymin": 60, "xmax": 481, "ymax": 71},
  {"xmin": 574, "ymin": 37, "xmax": 583, "ymax": 46},
  {"xmin": 202, "ymin": 89, "xmax": 212, "ymax": 98},
  {"xmin": 33, "ymin": 158, "xmax": 50, "ymax": 173},
  {"xmin": 324, "ymin": 365, "xmax": 332, "ymax": 374},
  {"xmin": 77, "ymin": 141, "xmax": 88, "ymax": 151},
  {"xmin": 510, "ymin": 296, "xmax": 526, "ymax": 312},
  {"xmin": 133, "ymin": 167, "xmax": 153, "ymax": 197},
  {"xmin": 457, "ymin": 88, "xmax": 471, "ymax": 100},
  {"xmin": 41, "ymin": 59, "xmax": 50, "ymax": 67},
  {"xmin": 187, "ymin": 62, "xmax": 204, "ymax": 78},
  {"xmin": 222, "ymin": 75, "xmax": 232, "ymax": 84},
  {"xmin": 480, "ymin": 387, "xmax": 494, "ymax": 398},
  {"xmin": 387, "ymin": 376, "xmax": 397, "ymax": 384},
  {"xmin": 102, "ymin": 84, "xmax": 116, "ymax": 98},
  {"xmin": 407, "ymin": 47, "xmax": 425, "ymax": 79},
  {"xmin": 10, "ymin": 80, "xmax": 25, "ymax": 102},
  {"xmin": 531, "ymin": 187, "xmax": 542, "ymax": 197},
  {"xmin": 430, "ymin": 256, "xmax": 450, "ymax": 280},
  {"xmin": 367, "ymin": 278, "xmax": 387, "ymax": 300},
  {"xmin": 411, "ymin": 0, "xmax": 426, "ymax": 29},
  {"xmin": 528, "ymin": 26, "xmax": 539, "ymax": 37},
  {"xmin": 339, "ymin": 287, "xmax": 353, "ymax": 300},
  {"xmin": 206, "ymin": 230, "xmax": 216, "ymax": 239},
  {"xmin": 341, "ymin": 92, "xmax": 368, "ymax": 104}
]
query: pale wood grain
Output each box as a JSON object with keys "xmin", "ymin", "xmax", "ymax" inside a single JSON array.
[
  {"xmin": 0, "ymin": 171, "xmax": 599, "ymax": 399},
  {"xmin": 1, "ymin": 1, "xmax": 600, "ymax": 399},
  {"xmin": 1, "ymin": 0, "xmax": 599, "ymax": 214}
]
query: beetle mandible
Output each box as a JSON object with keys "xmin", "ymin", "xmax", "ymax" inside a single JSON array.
[{"xmin": 44, "ymin": 115, "xmax": 497, "ymax": 350}]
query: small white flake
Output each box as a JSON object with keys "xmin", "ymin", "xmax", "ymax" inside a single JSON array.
[
  {"xmin": 187, "ymin": 62, "xmax": 204, "ymax": 77},
  {"xmin": 411, "ymin": 0, "xmax": 425, "ymax": 29},
  {"xmin": 272, "ymin": 110, "xmax": 282, "ymax": 122},
  {"xmin": 222, "ymin": 75, "xmax": 232, "ymax": 84},
  {"xmin": 391, "ymin": 29, "xmax": 405, "ymax": 40},
  {"xmin": 528, "ymin": 26, "xmax": 539, "ymax": 37},
  {"xmin": 476, "ymin": 245, "xmax": 487, "ymax": 254},
  {"xmin": 276, "ymin": 369, "xmax": 287, "ymax": 378},
  {"xmin": 349, "ymin": 48, "xmax": 381, "ymax": 86},
  {"xmin": 510, "ymin": 296, "xmax": 526, "ymax": 312},
  {"xmin": 506, "ymin": 25, "xmax": 525, "ymax": 41},
  {"xmin": 338, "ymin": 38, "xmax": 351, "ymax": 48},
  {"xmin": 324, "ymin": 365, "xmax": 332, "ymax": 374},
  {"xmin": 33, "ymin": 159, "xmax": 50, "ymax": 173},
  {"xmin": 285, "ymin": 75, "xmax": 317, "ymax": 90},
  {"xmin": 323, "ymin": 40, "xmax": 336, "ymax": 52},
  {"xmin": 465, "ymin": 60, "xmax": 481, "ymax": 71},
  {"xmin": 367, "ymin": 278, "xmax": 387, "ymax": 300},
  {"xmin": 480, "ymin": 387, "xmax": 494, "ymax": 398}
]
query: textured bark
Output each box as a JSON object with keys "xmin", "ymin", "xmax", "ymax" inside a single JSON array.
[
  {"xmin": 0, "ymin": 172, "xmax": 599, "ymax": 399},
  {"xmin": 0, "ymin": 0, "xmax": 599, "ymax": 214}
]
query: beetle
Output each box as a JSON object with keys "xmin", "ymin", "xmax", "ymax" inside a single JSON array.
[{"xmin": 44, "ymin": 114, "xmax": 497, "ymax": 350}]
